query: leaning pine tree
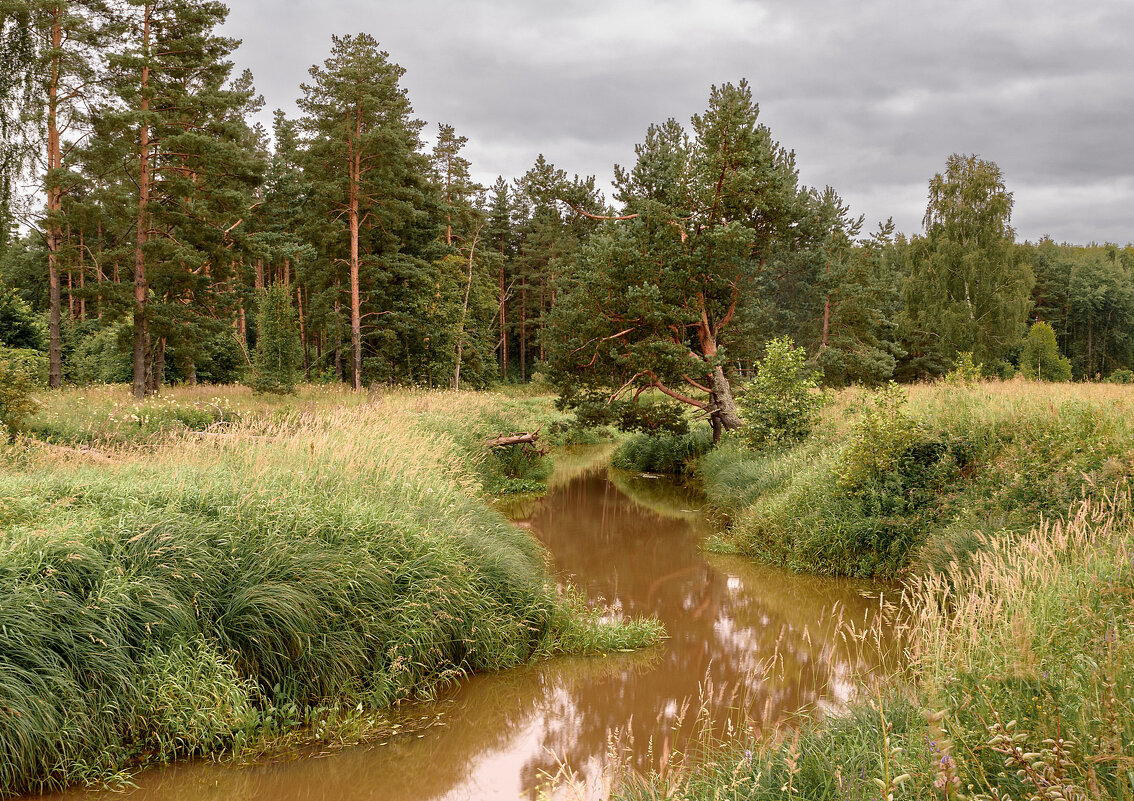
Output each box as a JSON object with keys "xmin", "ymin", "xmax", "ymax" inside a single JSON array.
[
  {"xmin": 547, "ymin": 81, "xmax": 805, "ymax": 441},
  {"xmin": 252, "ymin": 284, "xmax": 302, "ymax": 393}
]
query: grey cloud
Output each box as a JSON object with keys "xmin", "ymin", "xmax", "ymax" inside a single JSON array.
[{"xmin": 223, "ymin": 0, "xmax": 1134, "ymax": 244}]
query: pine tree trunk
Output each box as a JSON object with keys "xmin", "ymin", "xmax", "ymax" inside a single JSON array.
[
  {"xmin": 520, "ymin": 274, "xmax": 527, "ymax": 382},
  {"xmin": 348, "ymin": 108, "xmax": 363, "ymax": 390},
  {"xmin": 333, "ymin": 277, "xmax": 343, "ymax": 382},
  {"xmin": 499, "ymin": 260, "xmax": 506, "ymax": 380},
  {"xmin": 709, "ymin": 365, "xmax": 743, "ymax": 432},
  {"xmin": 132, "ymin": 4, "xmax": 152, "ymax": 400},
  {"xmin": 78, "ymin": 231, "xmax": 85, "ymax": 321},
  {"xmin": 45, "ymin": 9, "xmax": 63, "ymax": 389},
  {"xmin": 147, "ymin": 337, "xmax": 165, "ymax": 393},
  {"xmin": 296, "ymin": 285, "xmax": 309, "ymax": 379}
]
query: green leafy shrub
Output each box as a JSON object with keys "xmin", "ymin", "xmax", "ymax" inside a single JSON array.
[
  {"xmin": 0, "ymin": 348, "xmax": 38, "ymax": 437},
  {"xmin": 0, "ymin": 288, "xmax": 44, "ymax": 350},
  {"xmin": 738, "ymin": 337, "xmax": 824, "ymax": 450},
  {"xmin": 1019, "ymin": 320, "xmax": 1072, "ymax": 382},
  {"xmin": 1106, "ymin": 367, "xmax": 1134, "ymax": 384},
  {"xmin": 836, "ymin": 383, "xmax": 921, "ymax": 490},
  {"xmin": 944, "ymin": 350, "xmax": 983, "ymax": 383},
  {"xmin": 65, "ymin": 321, "xmax": 133, "ymax": 384}
]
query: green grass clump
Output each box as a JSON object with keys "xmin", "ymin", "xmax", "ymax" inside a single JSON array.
[
  {"xmin": 611, "ymin": 427, "xmax": 715, "ymax": 475},
  {"xmin": 0, "ymin": 387, "xmax": 658, "ymax": 794}
]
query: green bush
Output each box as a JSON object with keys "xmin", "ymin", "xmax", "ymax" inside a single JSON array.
[
  {"xmin": 65, "ymin": 321, "xmax": 133, "ymax": 384},
  {"xmin": 0, "ymin": 288, "xmax": 44, "ymax": 350},
  {"xmin": 836, "ymin": 383, "xmax": 921, "ymax": 490},
  {"xmin": 1106, "ymin": 367, "xmax": 1134, "ymax": 384},
  {"xmin": 0, "ymin": 348, "xmax": 38, "ymax": 436},
  {"xmin": 1019, "ymin": 320, "xmax": 1072, "ymax": 382},
  {"xmin": 738, "ymin": 337, "xmax": 824, "ymax": 450},
  {"xmin": 944, "ymin": 350, "xmax": 983, "ymax": 383}
]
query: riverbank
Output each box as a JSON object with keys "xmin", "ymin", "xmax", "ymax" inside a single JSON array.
[
  {"xmin": 611, "ymin": 492, "xmax": 1134, "ymax": 800},
  {"xmin": 608, "ymin": 379, "xmax": 1134, "ymax": 800},
  {"xmin": 702, "ymin": 379, "xmax": 1134, "ymax": 578},
  {"xmin": 0, "ymin": 386, "xmax": 658, "ymax": 796}
]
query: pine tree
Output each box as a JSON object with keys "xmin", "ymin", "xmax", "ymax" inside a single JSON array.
[
  {"xmin": 100, "ymin": 0, "xmax": 263, "ymax": 397},
  {"xmin": 548, "ymin": 82, "xmax": 805, "ymax": 441},
  {"xmin": 298, "ymin": 33, "xmax": 423, "ymax": 390},
  {"xmin": 22, "ymin": 1, "xmax": 114, "ymax": 387}
]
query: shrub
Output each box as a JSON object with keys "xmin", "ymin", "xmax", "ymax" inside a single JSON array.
[
  {"xmin": 66, "ymin": 321, "xmax": 133, "ymax": 384},
  {"xmin": 1018, "ymin": 320, "xmax": 1072, "ymax": 382},
  {"xmin": 1106, "ymin": 367, "xmax": 1134, "ymax": 384},
  {"xmin": 251, "ymin": 285, "xmax": 302, "ymax": 394},
  {"xmin": 0, "ymin": 348, "xmax": 37, "ymax": 436},
  {"xmin": 836, "ymin": 383, "xmax": 921, "ymax": 490},
  {"xmin": 944, "ymin": 350, "xmax": 983, "ymax": 383},
  {"xmin": 738, "ymin": 336, "xmax": 824, "ymax": 450},
  {"xmin": 0, "ymin": 288, "xmax": 44, "ymax": 350}
]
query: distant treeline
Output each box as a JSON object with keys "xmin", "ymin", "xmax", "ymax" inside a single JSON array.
[{"xmin": 2, "ymin": 2, "xmax": 1131, "ymax": 400}]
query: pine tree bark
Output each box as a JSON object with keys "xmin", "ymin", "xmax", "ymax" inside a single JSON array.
[
  {"xmin": 45, "ymin": 7, "xmax": 63, "ymax": 389},
  {"xmin": 348, "ymin": 100, "xmax": 363, "ymax": 390},
  {"xmin": 296, "ymin": 284, "xmax": 309, "ymax": 379},
  {"xmin": 132, "ymin": 3, "xmax": 152, "ymax": 400},
  {"xmin": 520, "ymin": 273, "xmax": 527, "ymax": 382}
]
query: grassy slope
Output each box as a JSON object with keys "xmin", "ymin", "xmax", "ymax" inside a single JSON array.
[
  {"xmin": 702, "ymin": 380, "xmax": 1134, "ymax": 578},
  {"xmin": 611, "ymin": 380, "xmax": 1134, "ymax": 800},
  {"xmin": 0, "ymin": 386, "xmax": 657, "ymax": 795}
]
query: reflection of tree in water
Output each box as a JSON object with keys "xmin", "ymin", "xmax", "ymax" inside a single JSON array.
[{"xmin": 517, "ymin": 468, "xmax": 897, "ymax": 795}]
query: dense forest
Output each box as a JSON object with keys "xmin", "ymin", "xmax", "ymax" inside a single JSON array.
[{"xmin": 2, "ymin": 2, "xmax": 1131, "ymax": 408}]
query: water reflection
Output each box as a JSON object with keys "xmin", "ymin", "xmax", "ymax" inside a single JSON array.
[{"xmin": 46, "ymin": 463, "xmax": 895, "ymax": 801}]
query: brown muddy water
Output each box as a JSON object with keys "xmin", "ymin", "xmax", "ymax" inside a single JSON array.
[{"xmin": 49, "ymin": 458, "xmax": 896, "ymax": 801}]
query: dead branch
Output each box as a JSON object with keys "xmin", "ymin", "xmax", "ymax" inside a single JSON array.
[{"xmin": 485, "ymin": 425, "xmax": 542, "ymax": 447}]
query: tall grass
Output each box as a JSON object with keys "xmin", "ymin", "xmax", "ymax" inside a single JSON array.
[
  {"xmin": 605, "ymin": 491, "xmax": 1134, "ymax": 800},
  {"xmin": 0, "ymin": 387, "xmax": 656, "ymax": 794},
  {"xmin": 611, "ymin": 427, "xmax": 715, "ymax": 475}
]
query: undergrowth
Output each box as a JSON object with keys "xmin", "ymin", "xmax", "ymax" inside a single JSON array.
[{"xmin": 611, "ymin": 427, "xmax": 715, "ymax": 475}]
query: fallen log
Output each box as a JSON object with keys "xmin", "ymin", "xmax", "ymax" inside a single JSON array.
[
  {"xmin": 485, "ymin": 428, "xmax": 541, "ymax": 447},
  {"xmin": 25, "ymin": 439, "xmax": 117, "ymax": 464}
]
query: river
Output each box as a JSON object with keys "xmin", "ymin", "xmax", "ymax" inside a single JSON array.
[{"xmin": 48, "ymin": 456, "xmax": 895, "ymax": 800}]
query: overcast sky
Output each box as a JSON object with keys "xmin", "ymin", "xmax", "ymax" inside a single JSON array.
[{"xmin": 221, "ymin": 0, "xmax": 1133, "ymax": 245}]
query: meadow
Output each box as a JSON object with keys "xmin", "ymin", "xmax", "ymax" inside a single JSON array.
[{"xmin": 0, "ymin": 385, "xmax": 658, "ymax": 795}]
